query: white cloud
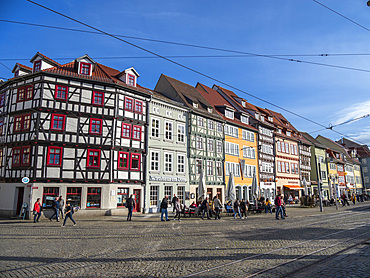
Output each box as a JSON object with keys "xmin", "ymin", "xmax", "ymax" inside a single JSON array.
[
  {"xmin": 332, "ymin": 100, "xmax": 370, "ymax": 126},
  {"xmin": 346, "ymin": 127, "xmax": 370, "ymax": 147}
]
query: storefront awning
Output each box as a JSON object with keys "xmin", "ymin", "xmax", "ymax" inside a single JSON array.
[{"xmin": 284, "ymin": 185, "xmax": 303, "ymax": 190}]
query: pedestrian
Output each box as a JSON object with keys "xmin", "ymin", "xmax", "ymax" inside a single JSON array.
[
  {"xmin": 33, "ymin": 198, "xmax": 42, "ymax": 223},
  {"xmin": 213, "ymin": 195, "xmax": 222, "ymax": 220},
  {"xmin": 174, "ymin": 197, "xmax": 181, "ymax": 222},
  {"xmin": 341, "ymin": 193, "xmax": 350, "ymax": 207},
  {"xmin": 240, "ymin": 199, "xmax": 248, "ymax": 219},
  {"xmin": 275, "ymin": 194, "xmax": 285, "ymax": 220},
  {"xmin": 233, "ymin": 198, "xmax": 242, "ymax": 219},
  {"xmin": 49, "ymin": 197, "xmax": 60, "ymax": 222},
  {"xmin": 351, "ymin": 193, "xmax": 356, "ymax": 205},
  {"xmin": 126, "ymin": 194, "xmax": 135, "ymax": 221},
  {"xmin": 201, "ymin": 197, "xmax": 210, "ymax": 220},
  {"xmin": 171, "ymin": 194, "xmax": 177, "ymax": 213},
  {"xmin": 58, "ymin": 196, "xmax": 65, "ymax": 219},
  {"xmin": 61, "ymin": 202, "xmax": 76, "ymax": 227},
  {"xmin": 265, "ymin": 198, "xmax": 272, "ymax": 214},
  {"xmin": 160, "ymin": 195, "xmax": 170, "ymax": 221}
]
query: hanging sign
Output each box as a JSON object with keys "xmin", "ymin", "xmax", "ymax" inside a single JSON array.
[{"xmin": 22, "ymin": 177, "xmax": 30, "ymax": 184}]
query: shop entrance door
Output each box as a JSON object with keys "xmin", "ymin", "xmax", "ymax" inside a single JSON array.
[
  {"xmin": 16, "ymin": 187, "xmax": 24, "ymax": 216},
  {"xmin": 133, "ymin": 189, "xmax": 140, "ymax": 212}
]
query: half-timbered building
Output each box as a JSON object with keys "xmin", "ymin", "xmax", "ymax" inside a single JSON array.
[
  {"xmin": 155, "ymin": 75, "xmax": 224, "ymax": 204},
  {"xmin": 0, "ymin": 53, "xmax": 151, "ymax": 217}
]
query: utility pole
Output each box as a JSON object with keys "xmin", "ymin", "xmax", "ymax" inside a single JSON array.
[{"xmin": 315, "ymin": 155, "xmax": 323, "ymax": 212}]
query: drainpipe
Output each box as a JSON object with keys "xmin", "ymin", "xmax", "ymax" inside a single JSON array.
[{"xmin": 143, "ymin": 94, "xmax": 152, "ymax": 213}]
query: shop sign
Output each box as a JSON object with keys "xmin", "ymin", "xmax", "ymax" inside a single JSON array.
[
  {"xmin": 288, "ymin": 181, "xmax": 298, "ymax": 184},
  {"xmin": 149, "ymin": 175, "xmax": 187, "ymax": 182},
  {"xmin": 22, "ymin": 177, "xmax": 30, "ymax": 184}
]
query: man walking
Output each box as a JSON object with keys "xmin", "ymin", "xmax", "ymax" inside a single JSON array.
[
  {"xmin": 126, "ymin": 195, "xmax": 135, "ymax": 221},
  {"xmin": 275, "ymin": 194, "xmax": 285, "ymax": 220},
  {"xmin": 160, "ymin": 195, "xmax": 170, "ymax": 221},
  {"xmin": 213, "ymin": 195, "xmax": 222, "ymax": 220},
  {"xmin": 61, "ymin": 202, "xmax": 76, "ymax": 227},
  {"xmin": 240, "ymin": 199, "xmax": 248, "ymax": 219},
  {"xmin": 233, "ymin": 199, "xmax": 242, "ymax": 219},
  {"xmin": 171, "ymin": 194, "xmax": 177, "ymax": 213},
  {"xmin": 201, "ymin": 197, "xmax": 210, "ymax": 220},
  {"xmin": 49, "ymin": 197, "xmax": 60, "ymax": 222},
  {"xmin": 58, "ymin": 196, "xmax": 65, "ymax": 219}
]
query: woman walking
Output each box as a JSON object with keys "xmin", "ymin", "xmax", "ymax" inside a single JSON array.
[
  {"xmin": 233, "ymin": 199, "xmax": 242, "ymax": 219},
  {"xmin": 33, "ymin": 198, "xmax": 41, "ymax": 223},
  {"xmin": 173, "ymin": 197, "xmax": 181, "ymax": 222}
]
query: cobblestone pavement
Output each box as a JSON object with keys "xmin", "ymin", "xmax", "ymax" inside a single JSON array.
[{"xmin": 0, "ymin": 203, "xmax": 370, "ymax": 278}]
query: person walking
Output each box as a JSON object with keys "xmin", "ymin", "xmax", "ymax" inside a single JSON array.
[
  {"xmin": 351, "ymin": 193, "xmax": 356, "ymax": 205},
  {"xmin": 33, "ymin": 198, "xmax": 42, "ymax": 223},
  {"xmin": 126, "ymin": 195, "xmax": 135, "ymax": 221},
  {"xmin": 341, "ymin": 193, "xmax": 350, "ymax": 207},
  {"xmin": 213, "ymin": 195, "xmax": 222, "ymax": 220},
  {"xmin": 49, "ymin": 197, "xmax": 60, "ymax": 222},
  {"xmin": 58, "ymin": 196, "xmax": 65, "ymax": 219},
  {"xmin": 265, "ymin": 198, "xmax": 272, "ymax": 214},
  {"xmin": 233, "ymin": 199, "xmax": 242, "ymax": 219},
  {"xmin": 173, "ymin": 197, "xmax": 181, "ymax": 222},
  {"xmin": 160, "ymin": 195, "xmax": 170, "ymax": 221},
  {"xmin": 240, "ymin": 199, "xmax": 248, "ymax": 219},
  {"xmin": 171, "ymin": 194, "xmax": 177, "ymax": 213},
  {"xmin": 61, "ymin": 202, "xmax": 76, "ymax": 227},
  {"xmin": 275, "ymin": 194, "xmax": 285, "ymax": 220},
  {"xmin": 201, "ymin": 197, "xmax": 210, "ymax": 220}
]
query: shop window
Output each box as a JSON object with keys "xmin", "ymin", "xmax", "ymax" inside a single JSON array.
[
  {"xmin": 87, "ymin": 149, "xmax": 101, "ymax": 168},
  {"xmin": 134, "ymin": 100, "xmax": 143, "ymax": 113},
  {"xmin": 55, "ymin": 85, "xmax": 68, "ymax": 101},
  {"xmin": 89, "ymin": 118, "xmax": 102, "ymax": 135},
  {"xmin": 177, "ymin": 186, "xmax": 185, "ymax": 204},
  {"xmin": 132, "ymin": 125, "xmax": 141, "ymax": 140},
  {"xmin": 51, "ymin": 114, "xmax": 66, "ymax": 131},
  {"xmin": 66, "ymin": 187, "xmax": 82, "ymax": 207},
  {"xmin": 150, "ymin": 186, "xmax": 159, "ymax": 206},
  {"xmin": 118, "ymin": 151, "xmax": 129, "ymax": 170},
  {"xmin": 42, "ymin": 187, "xmax": 59, "ymax": 208},
  {"xmin": 124, "ymin": 97, "xmax": 133, "ymax": 111},
  {"xmin": 92, "ymin": 91, "xmax": 104, "ymax": 106},
  {"xmin": 117, "ymin": 188, "xmax": 129, "ymax": 207},
  {"xmin": 130, "ymin": 153, "xmax": 141, "ymax": 171},
  {"xmin": 47, "ymin": 146, "xmax": 63, "ymax": 166},
  {"xmin": 86, "ymin": 187, "xmax": 101, "ymax": 208}
]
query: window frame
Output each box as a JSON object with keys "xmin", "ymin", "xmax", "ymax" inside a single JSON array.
[
  {"xmin": 165, "ymin": 121, "xmax": 173, "ymax": 140},
  {"xmin": 17, "ymin": 87, "xmax": 25, "ymax": 102},
  {"xmin": 14, "ymin": 115, "xmax": 23, "ymax": 132},
  {"xmin": 12, "ymin": 147, "xmax": 21, "ymax": 167},
  {"xmin": 118, "ymin": 151, "xmax": 129, "ymax": 170},
  {"xmin": 33, "ymin": 60, "xmax": 41, "ymax": 73},
  {"xmin": 124, "ymin": 97, "xmax": 133, "ymax": 112},
  {"xmin": 151, "ymin": 118, "xmax": 160, "ymax": 138},
  {"xmin": 87, "ymin": 149, "xmax": 101, "ymax": 168},
  {"xmin": 134, "ymin": 100, "xmax": 143, "ymax": 113},
  {"xmin": 92, "ymin": 91, "xmax": 104, "ymax": 107},
  {"xmin": 50, "ymin": 114, "xmax": 66, "ymax": 131},
  {"xmin": 150, "ymin": 151, "xmax": 160, "ymax": 171},
  {"xmin": 86, "ymin": 187, "xmax": 101, "ymax": 208},
  {"xmin": 177, "ymin": 154, "xmax": 185, "ymax": 173},
  {"xmin": 21, "ymin": 146, "xmax": 31, "ymax": 166},
  {"xmin": 177, "ymin": 124, "xmax": 185, "ymax": 143},
  {"xmin": 132, "ymin": 125, "xmax": 142, "ymax": 141},
  {"xmin": 121, "ymin": 123, "xmax": 131, "ymax": 139},
  {"xmin": 25, "ymin": 85, "xmax": 34, "ymax": 100},
  {"xmin": 164, "ymin": 152, "xmax": 173, "ymax": 172},
  {"xmin": 127, "ymin": 74, "xmax": 136, "ymax": 86},
  {"xmin": 89, "ymin": 118, "xmax": 103, "ymax": 135},
  {"xmin": 55, "ymin": 85, "xmax": 68, "ymax": 101},
  {"xmin": 79, "ymin": 62, "xmax": 91, "ymax": 75},
  {"xmin": 47, "ymin": 146, "xmax": 63, "ymax": 167},
  {"xmin": 130, "ymin": 153, "xmax": 141, "ymax": 171}
]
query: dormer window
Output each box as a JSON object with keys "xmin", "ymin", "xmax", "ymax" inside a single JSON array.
[
  {"xmin": 128, "ymin": 74, "xmax": 135, "ymax": 86},
  {"xmin": 207, "ymin": 107, "xmax": 212, "ymax": 113},
  {"xmin": 193, "ymin": 103, "xmax": 198, "ymax": 108},
  {"xmin": 278, "ymin": 129, "xmax": 282, "ymax": 134},
  {"xmin": 242, "ymin": 101, "xmax": 246, "ymax": 107},
  {"xmin": 261, "ymin": 116, "xmax": 265, "ymax": 122},
  {"xmin": 14, "ymin": 70, "xmax": 19, "ymax": 77},
  {"xmin": 255, "ymin": 113, "xmax": 259, "ymax": 120},
  {"xmin": 80, "ymin": 62, "xmax": 91, "ymax": 75},
  {"xmin": 33, "ymin": 60, "xmax": 41, "ymax": 73},
  {"xmin": 268, "ymin": 116, "xmax": 273, "ymax": 122},
  {"xmin": 286, "ymin": 131, "xmax": 291, "ymax": 136},
  {"xmin": 225, "ymin": 109, "xmax": 234, "ymax": 119}
]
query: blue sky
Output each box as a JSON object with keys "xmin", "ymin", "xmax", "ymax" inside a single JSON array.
[{"xmin": 1, "ymin": 0, "xmax": 369, "ymax": 146}]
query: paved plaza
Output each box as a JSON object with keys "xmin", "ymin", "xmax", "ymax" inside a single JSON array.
[{"xmin": 1, "ymin": 203, "xmax": 370, "ymax": 277}]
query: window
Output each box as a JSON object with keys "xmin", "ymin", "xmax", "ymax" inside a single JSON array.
[
  {"xmin": 165, "ymin": 153, "xmax": 173, "ymax": 172},
  {"xmin": 241, "ymin": 115, "xmax": 249, "ymax": 124},
  {"xmin": 21, "ymin": 146, "xmax": 31, "ymax": 166},
  {"xmin": 92, "ymin": 91, "xmax": 104, "ymax": 106},
  {"xmin": 164, "ymin": 186, "xmax": 172, "ymax": 199},
  {"xmin": 151, "ymin": 118, "xmax": 160, "ymax": 138},
  {"xmin": 80, "ymin": 62, "xmax": 91, "ymax": 75},
  {"xmin": 225, "ymin": 110, "xmax": 234, "ymax": 119},
  {"xmin": 117, "ymin": 188, "xmax": 129, "ymax": 207},
  {"xmin": 242, "ymin": 130, "xmax": 255, "ymax": 142},
  {"xmin": 177, "ymin": 186, "xmax": 185, "ymax": 204},
  {"xmin": 150, "ymin": 186, "xmax": 159, "ymax": 206},
  {"xmin": 225, "ymin": 162, "xmax": 240, "ymax": 177},
  {"xmin": 89, "ymin": 118, "xmax": 102, "ymax": 135},
  {"xmin": 208, "ymin": 120, "xmax": 214, "ymax": 130},
  {"xmin": 207, "ymin": 161, "xmax": 213, "ymax": 176},
  {"xmin": 242, "ymin": 146, "xmax": 255, "ymax": 159},
  {"xmin": 285, "ymin": 143, "xmax": 289, "ymax": 154},
  {"xmin": 86, "ymin": 187, "xmax": 101, "ymax": 208},
  {"xmin": 0, "ymin": 119, "xmax": 3, "ymax": 135},
  {"xmin": 13, "ymin": 114, "xmax": 31, "ymax": 131},
  {"xmin": 165, "ymin": 121, "xmax": 173, "ymax": 140},
  {"xmin": 285, "ymin": 162, "xmax": 290, "ymax": 173},
  {"xmin": 134, "ymin": 100, "xmax": 143, "ymax": 113},
  {"xmin": 47, "ymin": 147, "xmax": 63, "ymax": 166},
  {"xmin": 130, "ymin": 153, "xmax": 141, "ymax": 171},
  {"xmin": 132, "ymin": 125, "xmax": 142, "ymax": 140},
  {"xmin": 321, "ymin": 171, "xmax": 327, "ymax": 180},
  {"xmin": 363, "ymin": 167, "xmax": 368, "ymax": 173},
  {"xmin": 290, "ymin": 144, "xmax": 294, "ymax": 154},
  {"xmin": 294, "ymin": 145, "xmax": 298, "ymax": 155},
  {"xmin": 150, "ymin": 151, "xmax": 159, "ymax": 171},
  {"xmin": 217, "ymin": 122, "xmax": 223, "ymax": 132},
  {"xmin": 87, "ymin": 149, "xmax": 101, "ymax": 168},
  {"xmin": 124, "ymin": 97, "xmax": 133, "ymax": 111},
  {"xmin": 362, "ymin": 158, "xmax": 367, "ymax": 164},
  {"xmin": 14, "ymin": 116, "xmax": 22, "ymax": 132},
  {"xmin": 216, "ymin": 161, "xmax": 222, "ymax": 176},
  {"xmin": 286, "ymin": 131, "xmax": 291, "ymax": 136},
  {"xmin": 217, "ymin": 141, "xmax": 222, "ymax": 153},
  {"xmin": 277, "ymin": 141, "xmax": 281, "ymax": 152},
  {"xmin": 67, "ymin": 187, "xmax": 82, "ymax": 207},
  {"xmin": 277, "ymin": 161, "xmax": 281, "ymax": 173},
  {"xmin": 121, "ymin": 123, "xmax": 131, "ymax": 138},
  {"xmin": 55, "ymin": 85, "xmax": 68, "ymax": 101},
  {"xmin": 17, "ymin": 87, "xmax": 25, "ymax": 102},
  {"xmin": 25, "ymin": 85, "xmax": 33, "ymax": 100},
  {"xmin": 208, "ymin": 139, "xmax": 214, "ymax": 152},
  {"xmin": 196, "ymin": 159, "xmax": 202, "ymax": 174},
  {"xmin": 197, "ymin": 117, "xmax": 204, "ymax": 127},
  {"xmin": 177, "ymin": 124, "xmax": 185, "ymax": 142},
  {"xmin": 23, "ymin": 114, "xmax": 31, "ymax": 130},
  {"xmin": 225, "ymin": 125, "xmax": 238, "ymax": 137},
  {"xmin": 42, "ymin": 187, "xmax": 59, "ymax": 208},
  {"xmin": 118, "ymin": 152, "xmax": 129, "ymax": 170},
  {"xmin": 281, "ymin": 142, "xmax": 285, "ymax": 153},
  {"xmin": 128, "ymin": 74, "xmax": 135, "ymax": 86},
  {"xmin": 226, "ymin": 142, "xmax": 240, "ymax": 156},
  {"xmin": 178, "ymin": 154, "xmax": 185, "ymax": 173},
  {"xmin": 196, "ymin": 137, "xmax": 204, "ymax": 149},
  {"xmin": 365, "ymin": 176, "xmax": 369, "ymax": 183},
  {"xmin": 12, "ymin": 147, "xmax": 21, "ymax": 166},
  {"xmin": 51, "ymin": 114, "xmax": 65, "ymax": 131},
  {"xmin": 0, "ymin": 93, "xmax": 4, "ymax": 107},
  {"xmin": 33, "ymin": 60, "xmax": 41, "ymax": 72},
  {"xmin": 0, "ymin": 148, "xmax": 2, "ymax": 167}
]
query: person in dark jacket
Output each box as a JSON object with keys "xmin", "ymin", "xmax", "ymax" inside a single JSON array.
[
  {"xmin": 201, "ymin": 197, "xmax": 210, "ymax": 220},
  {"xmin": 233, "ymin": 199, "xmax": 241, "ymax": 219},
  {"xmin": 126, "ymin": 195, "xmax": 135, "ymax": 221},
  {"xmin": 58, "ymin": 196, "xmax": 65, "ymax": 219},
  {"xmin": 61, "ymin": 202, "xmax": 76, "ymax": 227},
  {"xmin": 173, "ymin": 197, "xmax": 181, "ymax": 222},
  {"xmin": 49, "ymin": 197, "xmax": 60, "ymax": 222},
  {"xmin": 240, "ymin": 199, "xmax": 248, "ymax": 219},
  {"xmin": 160, "ymin": 195, "xmax": 170, "ymax": 221},
  {"xmin": 171, "ymin": 194, "xmax": 177, "ymax": 213},
  {"xmin": 213, "ymin": 196, "xmax": 222, "ymax": 220}
]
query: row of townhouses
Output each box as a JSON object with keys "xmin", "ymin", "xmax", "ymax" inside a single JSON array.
[{"xmin": 0, "ymin": 53, "xmax": 368, "ymax": 217}]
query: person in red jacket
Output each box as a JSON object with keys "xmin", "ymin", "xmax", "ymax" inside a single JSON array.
[
  {"xmin": 33, "ymin": 198, "xmax": 41, "ymax": 223},
  {"xmin": 274, "ymin": 194, "xmax": 285, "ymax": 220}
]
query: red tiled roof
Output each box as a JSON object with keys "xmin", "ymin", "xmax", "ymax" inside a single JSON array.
[
  {"xmin": 31, "ymin": 52, "xmax": 61, "ymax": 66},
  {"xmin": 16, "ymin": 63, "xmax": 32, "ymax": 71}
]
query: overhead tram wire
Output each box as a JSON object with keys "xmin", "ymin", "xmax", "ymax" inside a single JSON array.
[
  {"xmin": 23, "ymin": 1, "xmax": 368, "ymax": 146},
  {"xmin": 3, "ymin": 19, "xmax": 370, "ymax": 74}
]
